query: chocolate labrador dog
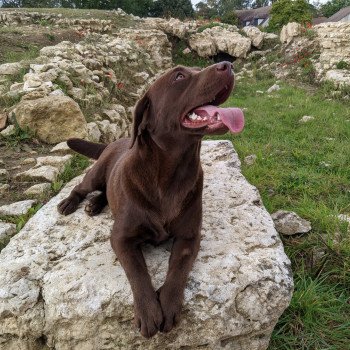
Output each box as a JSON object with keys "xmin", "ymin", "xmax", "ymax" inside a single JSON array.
[{"xmin": 57, "ymin": 61, "xmax": 244, "ymax": 338}]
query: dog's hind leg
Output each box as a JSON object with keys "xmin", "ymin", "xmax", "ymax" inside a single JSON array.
[
  {"xmin": 57, "ymin": 163, "xmax": 106, "ymax": 216},
  {"xmin": 85, "ymin": 191, "xmax": 108, "ymax": 216}
]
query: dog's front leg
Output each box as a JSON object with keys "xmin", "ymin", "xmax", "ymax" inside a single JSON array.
[
  {"xmin": 158, "ymin": 230, "xmax": 201, "ymax": 333},
  {"xmin": 110, "ymin": 227, "xmax": 163, "ymax": 338}
]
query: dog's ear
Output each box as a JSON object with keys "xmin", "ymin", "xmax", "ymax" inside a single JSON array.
[{"xmin": 130, "ymin": 93, "xmax": 150, "ymax": 148}]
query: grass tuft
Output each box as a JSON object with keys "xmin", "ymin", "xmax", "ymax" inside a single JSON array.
[{"xmin": 51, "ymin": 154, "xmax": 90, "ymax": 194}]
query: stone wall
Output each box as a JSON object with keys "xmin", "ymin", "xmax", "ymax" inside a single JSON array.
[{"xmin": 314, "ymin": 22, "xmax": 350, "ymax": 69}]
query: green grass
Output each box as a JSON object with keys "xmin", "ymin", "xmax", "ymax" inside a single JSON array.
[
  {"xmin": 171, "ymin": 39, "xmax": 214, "ymax": 68},
  {"xmin": 3, "ymin": 44, "xmax": 40, "ymax": 63},
  {"xmin": 51, "ymin": 154, "xmax": 90, "ymax": 194},
  {"xmin": 1, "ymin": 7, "xmax": 137, "ymax": 29},
  {"xmin": 1, "ymin": 122, "xmax": 33, "ymax": 147},
  {"xmin": 0, "ymin": 203, "xmax": 42, "ymax": 233},
  {"xmin": 212, "ymin": 73, "xmax": 350, "ymax": 349}
]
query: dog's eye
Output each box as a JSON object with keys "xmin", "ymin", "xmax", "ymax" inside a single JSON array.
[{"xmin": 175, "ymin": 72, "xmax": 185, "ymax": 81}]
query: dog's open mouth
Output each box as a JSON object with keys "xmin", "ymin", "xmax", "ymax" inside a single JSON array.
[{"xmin": 181, "ymin": 85, "xmax": 245, "ymax": 134}]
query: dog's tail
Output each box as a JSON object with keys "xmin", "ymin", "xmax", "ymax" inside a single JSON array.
[{"xmin": 67, "ymin": 138, "xmax": 107, "ymax": 160}]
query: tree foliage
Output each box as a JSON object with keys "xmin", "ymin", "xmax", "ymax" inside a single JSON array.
[
  {"xmin": 320, "ymin": 0, "xmax": 350, "ymax": 17},
  {"xmin": 268, "ymin": 0, "xmax": 312, "ymax": 31},
  {"xmin": 150, "ymin": 0, "xmax": 194, "ymax": 19}
]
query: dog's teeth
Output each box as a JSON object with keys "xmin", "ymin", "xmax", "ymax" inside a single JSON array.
[{"xmin": 217, "ymin": 115, "xmax": 221, "ymax": 121}]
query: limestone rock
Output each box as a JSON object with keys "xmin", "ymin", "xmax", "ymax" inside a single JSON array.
[
  {"xmin": 243, "ymin": 26, "xmax": 264, "ymax": 49},
  {"xmin": 50, "ymin": 142, "xmax": 72, "ymax": 155},
  {"xmin": 0, "ymin": 169, "xmax": 9, "ymax": 181},
  {"xmin": 35, "ymin": 155, "xmax": 72, "ymax": 171},
  {"xmin": 0, "ymin": 140, "xmax": 293, "ymax": 350},
  {"xmin": 0, "ymin": 183, "xmax": 10, "ymax": 195},
  {"xmin": 20, "ymin": 158, "xmax": 36, "ymax": 165},
  {"xmin": 324, "ymin": 69, "xmax": 350, "ymax": 86},
  {"xmin": 0, "ymin": 125, "xmax": 15, "ymax": 137},
  {"xmin": 267, "ymin": 84, "xmax": 280, "ymax": 93},
  {"xmin": 0, "ymin": 200, "xmax": 35, "ymax": 217},
  {"xmin": 97, "ymin": 120, "xmax": 124, "ymax": 143},
  {"xmin": 14, "ymin": 95, "xmax": 88, "ymax": 144},
  {"xmin": 87, "ymin": 122, "xmax": 101, "ymax": 142},
  {"xmin": 280, "ymin": 22, "xmax": 302, "ymax": 45},
  {"xmin": 299, "ymin": 115, "xmax": 314, "ymax": 123},
  {"xmin": 0, "ymin": 221, "xmax": 16, "ymax": 242},
  {"xmin": 244, "ymin": 154, "xmax": 257, "ymax": 166},
  {"xmin": 315, "ymin": 22, "xmax": 350, "ymax": 75},
  {"xmin": 0, "ymin": 62, "xmax": 24, "ymax": 76},
  {"xmin": 271, "ymin": 210, "xmax": 311, "ymax": 235},
  {"xmin": 24, "ymin": 183, "xmax": 52, "ymax": 197},
  {"xmin": 189, "ymin": 26, "xmax": 251, "ymax": 58},
  {"xmin": 15, "ymin": 165, "xmax": 60, "ymax": 183},
  {"xmin": 0, "ymin": 113, "xmax": 7, "ymax": 131}
]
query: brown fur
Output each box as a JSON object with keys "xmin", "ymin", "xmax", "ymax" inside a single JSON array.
[{"xmin": 57, "ymin": 62, "xmax": 234, "ymax": 338}]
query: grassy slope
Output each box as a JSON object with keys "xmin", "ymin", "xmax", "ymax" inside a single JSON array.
[{"xmin": 215, "ymin": 75, "xmax": 350, "ymax": 349}]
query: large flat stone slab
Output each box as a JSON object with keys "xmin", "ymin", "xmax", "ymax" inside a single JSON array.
[{"xmin": 0, "ymin": 140, "xmax": 293, "ymax": 350}]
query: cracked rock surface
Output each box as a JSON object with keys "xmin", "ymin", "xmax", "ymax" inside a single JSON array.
[{"xmin": 0, "ymin": 140, "xmax": 293, "ymax": 350}]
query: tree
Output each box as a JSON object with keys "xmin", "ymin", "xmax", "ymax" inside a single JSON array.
[
  {"xmin": 195, "ymin": 1, "xmax": 218, "ymax": 19},
  {"xmin": 2, "ymin": 0, "xmax": 58, "ymax": 7},
  {"xmin": 150, "ymin": 0, "xmax": 194, "ymax": 19},
  {"xmin": 268, "ymin": 0, "xmax": 312, "ymax": 31},
  {"xmin": 320, "ymin": 0, "xmax": 350, "ymax": 17}
]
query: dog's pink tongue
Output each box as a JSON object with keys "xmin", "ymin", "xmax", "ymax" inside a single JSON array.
[{"xmin": 196, "ymin": 105, "xmax": 245, "ymax": 133}]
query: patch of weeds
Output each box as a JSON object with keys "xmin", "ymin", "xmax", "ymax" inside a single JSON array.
[
  {"xmin": 171, "ymin": 39, "xmax": 214, "ymax": 68},
  {"xmin": 0, "ymin": 92, "xmax": 22, "ymax": 110},
  {"xmin": 270, "ymin": 272, "xmax": 350, "ymax": 350},
  {"xmin": 4, "ymin": 44, "xmax": 40, "ymax": 63},
  {"xmin": 253, "ymin": 67, "xmax": 275, "ymax": 81},
  {"xmin": 319, "ymin": 80, "xmax": 350, "ymax": 102},
  {"xmin": 0, "ymin": 27, "xmax": 23, "ymax": 35},
  {"xmin": 301, "ymin": 27, "xmax": 317, "ymax": 40},
  {"xmin": 53, "ymin": 80, "xmax": 69, "ymax": 95},
  {"xmin": 0, "ymin": 203, "xmax": 42, "ymax": 233},
  {"xmin": 0, "ymin": 236, "xmax": 11, "ymax": 253},
  {"xmin": 336, "ymin": 60, "xmax": 350, "ymax": 70},
  {"xmin": 261, "ymin": 38, "xmax": 280, "ymax": 51},
  {"xmin": 36, "ymin": 19, "xmax": 52, "ymax": 27},
  {"xmin": 44, "ymin": 32, "xmax": 56, "ymax": 42},
  {"xmin": 299, "ymin": 58, "xmax": 316, "ymax": 84},
  {"xmin": 51, "ymin": 154, "xmax": 90, "ymax": 194},
  {"xmin": 197, "ymin": 22, "xmax": 222, "ymax": 33},
  {"xmin": 266, "ymin": 52, "xmax": 282, "ymax": 64},
  {"xmin": 3, "ymin": 121, "xmax": 33, "ymax": 148}
]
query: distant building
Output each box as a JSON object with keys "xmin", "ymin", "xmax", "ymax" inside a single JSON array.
[
  {"xmin": 326, "ymin": 6, "xmax": 350, "ymax": 22},
  {"xmin": 235, "ymin": 6, "xmax": 271, "ymax": 27}
]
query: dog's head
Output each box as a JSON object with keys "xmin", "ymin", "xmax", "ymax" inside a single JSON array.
[{"xmin": 131, "ymin": 62, "xmax": 244, "ymax": 149}]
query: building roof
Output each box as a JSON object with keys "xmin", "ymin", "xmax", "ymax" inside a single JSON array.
[
  {"xmin": 327, "ymin": 6, "xmax": 350, "ymax": 22},
  {"xmin": 312, "ymin": 16, "xmax": 327, "ymax": 25},
  {"xmin": 235, "ymin": 6, "xmax": 271, "ymax": 22}
]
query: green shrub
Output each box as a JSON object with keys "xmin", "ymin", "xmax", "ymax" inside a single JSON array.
[
  {"xmin": 336, "ymin": 60, "xmax": 350, "ymax": 70},
  {"xmin": 268, "ymin": 0, "xmax": 312, "ymax": 32},
  {"xmin": 221, "ymin": 11, "xmax": 238, "ymax": 26}
]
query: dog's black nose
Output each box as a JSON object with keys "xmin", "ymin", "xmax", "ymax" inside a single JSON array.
[{"xmin": 216, "ymin": 61, "xmax": 232, "ymax": 72}]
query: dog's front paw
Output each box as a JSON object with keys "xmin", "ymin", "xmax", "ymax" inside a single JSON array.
[
  {"xmin": 134, "ymin": 294, "xmax": 163, "ymax": 338},
  {"xmin": 157, "ymin": 285, "xmax": 183, "ymax": 333},
  {"xmin": 57, "ymin": 195, "xmax": 80, "ymax": 215}
]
